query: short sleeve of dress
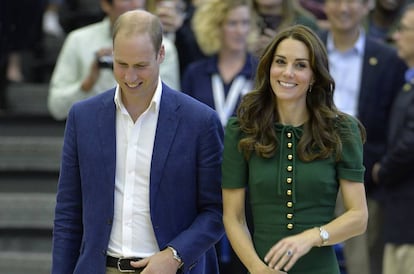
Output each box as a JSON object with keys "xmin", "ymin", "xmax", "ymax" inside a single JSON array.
[
  {"xmin": 222, "ymin": 117, "xmax": 248, "ymax": 189},
  {"xmin": 336, "ymin": 115, "xmax": 366, "ymax": 183}
]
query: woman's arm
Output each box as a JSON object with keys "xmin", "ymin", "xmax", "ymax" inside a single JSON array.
[
  {"xmin": 322, "ymin": 179, "xmax": 368, "ymax": 244},
  {"xmin": 223, "ymin": 188, "xmax": 285, "ymax": 274},
  {"xmin": 266, "ymin": 179, "xmax": 368, "ymax": 272}
]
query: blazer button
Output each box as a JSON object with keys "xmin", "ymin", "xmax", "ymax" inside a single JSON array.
[
  {"xmin": 287, "ymin": 202, "xmax": 293, "ymax": 208},
  {"xmin": 287, "ymin": 132, "xmax": 292, "ymax": 138},
  {"xmin": 286, "ymin": 213, "xmax": 293, "ymax": 219},
  {"xmin": 287, "ymin": 154, "xmax": 293, "ymax": 161},
  {"xmin": 286, "ymin": 189, "xmax": 292, "ymax": 196},
  {"xmin": 286, "ymin": 178, "xmax": 292, "ymax": 184},
  {"xmin": 287, "ymin": 142, "xmax": 293, "ymax": 148},
  {"xmin": 287, "ymin": 165, "xmax": 293, "ymax": 172},
  {"xmin": 287, "ymin": 223, "xmax": 294, "ymax": 230}
]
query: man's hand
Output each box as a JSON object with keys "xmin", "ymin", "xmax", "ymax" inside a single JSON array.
[{"xmin": 130, "ymin": 248, "xmax": 181, "ymax": 274}]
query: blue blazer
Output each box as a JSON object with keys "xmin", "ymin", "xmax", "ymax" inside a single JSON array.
[
  {"xmin": 52, "ymin": 84, "xmax": 225, "ymax": 274},
  {"xmin": 320, "ymin": 31, "xmax": 407, "ymax": 199}
]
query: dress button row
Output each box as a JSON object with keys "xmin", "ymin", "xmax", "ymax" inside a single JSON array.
[{"xmin": 286, "ymin": 131, "xmax": 294, "ymax": 231}]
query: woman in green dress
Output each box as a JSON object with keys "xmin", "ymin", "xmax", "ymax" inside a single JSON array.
[{"xmin": 222, "ymin": 25, "xmax": 368, "ymax": 274}]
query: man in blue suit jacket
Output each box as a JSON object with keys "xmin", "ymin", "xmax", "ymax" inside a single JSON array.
[{"xmin": 52, "ymin": 10, "xmax": 224, "ymax": 274}]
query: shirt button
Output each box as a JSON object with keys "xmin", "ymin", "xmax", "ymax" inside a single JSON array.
[
  {"xmin": 286, "ymin": 178, "xmax": 292, "ymax": 184},
  {"xmin": 287, "ymin": 154, "xmax": 293, "ymax": 160},
  {"xmin": 287, "ymin": 189, "xmax": 292, "ymax": 196},
  {"xmin": 287, "ymin": 213, "xmax": 293, "ymax": 219},
  {"xmin": 287, "ymin": 223, "xmax": 294, "ymax": 230},
  {"xmin": 287, "ymin": 165, "xmax": 293, "ymax": 172},
  {"xmin": 287, "ymin": 142, "xmax": 293, "ymax": 148},
  {"xmin": 287, "ymin": 132, "xmax": 292, "ymax": 138},
  {"xmin": 287, "ymin": 202, "xmax": 293, "ymax": 208}
]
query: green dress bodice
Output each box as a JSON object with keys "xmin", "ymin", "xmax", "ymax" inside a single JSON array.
[{"xmin": 222, "ymin": 117, "xmax": 365, "ymax": 274}]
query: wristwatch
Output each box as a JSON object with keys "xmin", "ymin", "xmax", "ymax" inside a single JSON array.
[
  {"xmin": 167, "ymin": 246, "xmax": 184, "ymax": 268},
  {"xmin": 319, "ymin": 226, "xmax": 329, "ymax": 246}
]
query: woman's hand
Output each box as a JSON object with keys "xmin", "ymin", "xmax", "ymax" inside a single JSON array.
[{"xmin": 264, "ymin": 228, "xmax": 319, "ymax": 272}]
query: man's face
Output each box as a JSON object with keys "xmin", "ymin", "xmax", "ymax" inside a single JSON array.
[
  {"xmin": 393, "ymin": 9, "xmax": 414, "ymax": 66},
  {"xmin": 324, "ymin": 0, "xmax": 369, "ymax": 34},
  {"xmin": 113, "ymin": 31, "xmax": 165, "ymax": 99}
]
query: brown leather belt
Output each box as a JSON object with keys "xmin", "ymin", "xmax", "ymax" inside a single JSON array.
[{"xmin": 106, "ymin": 255, "xmax": 143, "ymax": 272}]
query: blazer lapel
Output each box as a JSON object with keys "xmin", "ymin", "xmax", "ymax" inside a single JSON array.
[
  {"xmin": 150, "ymin": 85, "xmax": 180, "ymax": 209},
  {"xmin": 97, "ymin": 89, "xmax": 117, "ymax": 188}
]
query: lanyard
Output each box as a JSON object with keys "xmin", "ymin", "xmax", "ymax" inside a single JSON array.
[{"xmin": 212, "ymin": 74, "xmax": 251, "ymax": 127}]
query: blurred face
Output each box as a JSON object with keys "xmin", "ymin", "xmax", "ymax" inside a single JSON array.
[
  {"xmin": 254, "ymin": 0, "xmax": 283, "ymax": 14},
  {"xmin": 377, "ymin": 0, "xmax": 405, "ymax": 12},
  {"xmin": 270, "ymin": 38, "xmax": 314, "ymax": 104},
  {"xmin": 102, "ymin": 0, "xmax": 146, "ymax": 24},
  {"xmin": 393, "ymin": 9, "xmax": 414, "ymax": 67},
  {"xmin": 113, "ymin": 32, "xmax": 165, "ymax": 98},
  {"xmin": 221, "ymin": 5, "xmax": 251, "ymax": 52},
  {"xmin": 324, "ymin": 0, "xmax": 369, "ymax": 34}
]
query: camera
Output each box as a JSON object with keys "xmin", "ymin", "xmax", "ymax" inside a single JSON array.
[{"xmin": 97, "ymin": 55, "xmax": 113, "ymax": 69}]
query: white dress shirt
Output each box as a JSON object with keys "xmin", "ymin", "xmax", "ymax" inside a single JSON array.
[
  {"xmin": 107, "ymin": 79, "xmax": 162, "ymax": 258},
  {"xmin": 327, "ymin": 30, "xmax": 365, "ymax": 117}
]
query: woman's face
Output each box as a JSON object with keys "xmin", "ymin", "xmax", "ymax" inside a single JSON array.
[
  {"xmin": 221, "ymin": 5, "xmax": 252, "ymax": 52},
  {"xmin": 270, "ymin": 38, "xmax": 314, "ymax": 105}
]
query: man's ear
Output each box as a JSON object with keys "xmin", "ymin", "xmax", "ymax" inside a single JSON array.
[{"xmin": 158, "ymin": 44, "xmax": 166, "ymax": 63}]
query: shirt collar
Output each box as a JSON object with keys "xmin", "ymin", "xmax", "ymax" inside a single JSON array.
[
  {"xmin": 114, "ymin": 77, "xmax": 163, "ymax": 114},
  {"xmin": 326, "ymin": 28, "xmax": 366, "ymax": 55}
]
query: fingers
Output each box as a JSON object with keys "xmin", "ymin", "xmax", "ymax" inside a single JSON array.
[
  {"xmin": 130, "ymin": 257, "xmax": 148, "ymax": 268},
  {"xmin": 265, "ymin": 245, "xmax": 298, "ymax": 272}
]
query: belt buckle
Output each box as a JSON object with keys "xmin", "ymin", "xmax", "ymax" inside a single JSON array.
[{"xmin": 117, "ymin": 258, "xmax": 136, "ymax": 273}]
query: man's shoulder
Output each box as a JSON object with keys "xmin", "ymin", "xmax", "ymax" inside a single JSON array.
[
  {"xmin": 364, "ymin": 36, "xmax": 398, "ymax": 57},
  {"xmin": 66, "ymin": 19, "xmax": 108, "ymax": 41},
  {"xmin": 163, "ymin": 85, "xmax": 215, "ymax": 114}
]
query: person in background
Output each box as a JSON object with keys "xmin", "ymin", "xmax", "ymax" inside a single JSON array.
[
  {"xmin": 181, "ymin": 0, "xmax": 258, "ymax": 272},
  {"xmin": 372, "ymin": 4, "xmax": 414, "ymax": 274},
  {"xmin": 1, "ymin": 0, "xmax": 46, "ymax": 83},
  {"xmin": 222, "ymin": 24, "xmax": 368, "ymax": 274},
  {"xmin": 320, "ymin": 0, "xmax": 407, "ymax": 273},
  {"xmin": 48, "ymin": 0, "xmax": 180, "ymax": 121},
  {"xmin": 365, "ymin": 0, "xmax": 407, "ymax": 44},
  {"xmin": 147, "ymin": 0, "xmax": 206, "ymax": 77},
  {"xmin": 252, "ymin": 0, "xmax": 319, "ymax": 56},
  {"xmin": 299, "ymin": 0, "xmax": 330, "ymax": 30},
  {"xmin": 182, "ymin": 0, "xmax": 258, "ymax": 127},
  {"xmin": 43, "ymin": 0, "xmax": 65, "ymax": 37},
  {"xmin": 51, "ymin": 9, "xmax": 224, "ymax": 274}
]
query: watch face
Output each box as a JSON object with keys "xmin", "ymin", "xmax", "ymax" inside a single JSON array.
[{"xmin": 321, "ymin": 230, "xmax": 329, "ymax": 241}]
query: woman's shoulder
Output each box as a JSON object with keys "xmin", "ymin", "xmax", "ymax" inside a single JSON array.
[
  {"xmin": 225, "ymin": 117, "xmax": 244, "ymax": 138},
  {"xmin": 334, "ymin": 113, "xmax": 365, "ymax": 141}
]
